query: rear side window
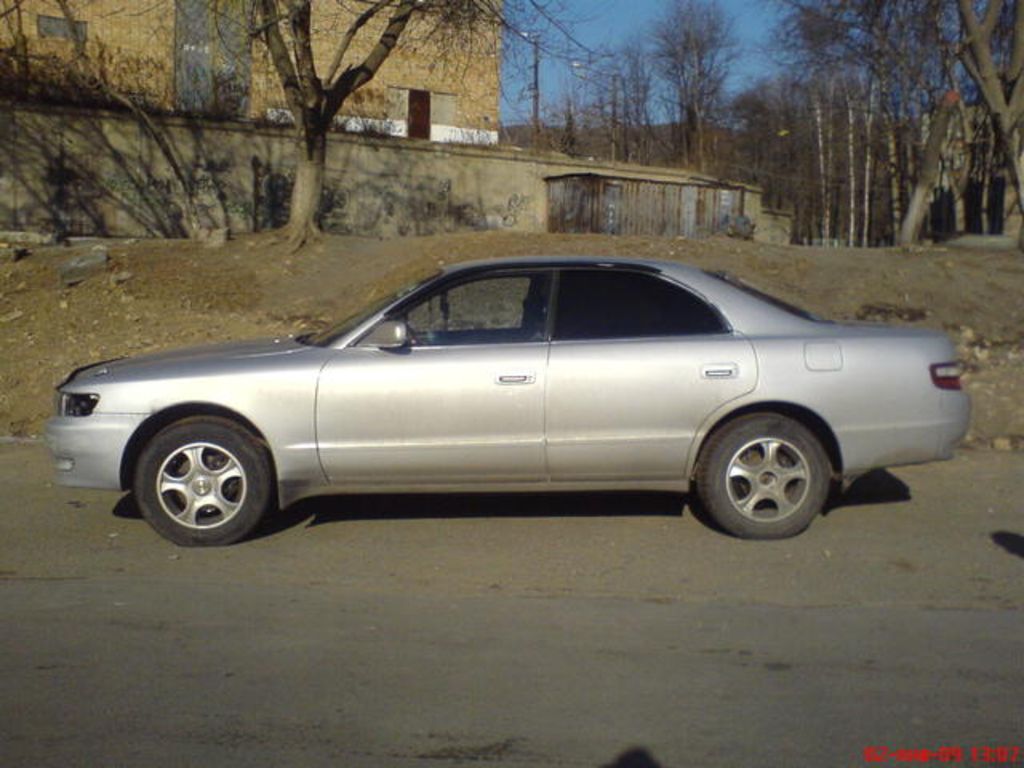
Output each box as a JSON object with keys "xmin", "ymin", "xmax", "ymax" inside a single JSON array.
[{"xmin": 554, "ymin": 270, "xmax": 726, "ymax": 341}]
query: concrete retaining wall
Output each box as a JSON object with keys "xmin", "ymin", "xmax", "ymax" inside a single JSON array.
[{"xmin": 0, "ymin": 102, "xmax": 773, "ymax": 241}]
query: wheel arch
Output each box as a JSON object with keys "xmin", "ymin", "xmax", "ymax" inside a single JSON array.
[
  {"xmin": 690, "ymin": 401, "xmax": 843, "ymax": 480},
  {"xmin": 119, "ymin": 403, "xmax": 278, "ymax": 491}
]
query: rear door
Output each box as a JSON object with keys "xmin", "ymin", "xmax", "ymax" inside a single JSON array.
[{"xmin": 546, "ymin": 268, "xmax": 757, "ymax": 481}]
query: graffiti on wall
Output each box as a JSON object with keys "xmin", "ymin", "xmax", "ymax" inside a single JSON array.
[
  {"xmin": 20, "ymin": 154, "xmax": 536, "ymax": 239},
  {"xmin": 503, "ymin": 193, "xmax": 530, "ymax": 226},
  {"xmin": 310, "ymin": 177, "xmax": 533, "ymax": 237},
  {"xmin": 1, "ymin": 105, "xmax": 545, "ymax": 239}
]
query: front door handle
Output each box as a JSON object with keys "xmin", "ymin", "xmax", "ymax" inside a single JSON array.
[
  {"xmin": 497, "ymin": 372, "xmax": 536, "ymax": 385},
  {"xmin": 701, "ymin": 363, "xmax": 739, "ymax": 379}
]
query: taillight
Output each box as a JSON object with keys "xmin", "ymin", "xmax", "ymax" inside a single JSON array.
[{"xmin": 930, "ymin": 362, "xmax": 963, "ymax": 391}]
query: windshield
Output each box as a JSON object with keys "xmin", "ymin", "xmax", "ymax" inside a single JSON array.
[
  {"xmin": 704, "ymin": 270, "xmax": 826, "ymax": 322},
  {"xmin": 302, "ymin": 272, "xmax": 440, "ymax": 347}
]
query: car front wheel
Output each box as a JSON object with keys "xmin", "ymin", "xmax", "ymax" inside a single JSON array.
[
  {"xmin": 133, "ymin": 417, "xmax": 274, "ymax": 546},
  {"xmin": 696, "ymin": 414, "xmax": 831, "ymax": 539}
]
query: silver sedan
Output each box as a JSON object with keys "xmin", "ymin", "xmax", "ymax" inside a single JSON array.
[{"xmin": 46, "ymin": 257, "xmax": 970, "ymax": 545}]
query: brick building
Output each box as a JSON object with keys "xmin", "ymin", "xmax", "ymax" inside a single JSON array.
[{"xmin": 0, "ymin": 0, "xmax": 500, "ymax": 144}]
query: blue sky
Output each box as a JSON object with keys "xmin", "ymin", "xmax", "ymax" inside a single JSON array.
[{"xmin": 501, "ymin": 0, "xmax": 782, "ymax": 124}]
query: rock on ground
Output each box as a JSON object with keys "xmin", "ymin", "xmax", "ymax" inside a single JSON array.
[{"xmin": 58, "ymin": 247, "xmax": 110, "ymax": 288}]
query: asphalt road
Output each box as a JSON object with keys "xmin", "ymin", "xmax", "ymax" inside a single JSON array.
[{"xmin": 2, "ymin": 442, "xmax": 1022, "ymax": 767}]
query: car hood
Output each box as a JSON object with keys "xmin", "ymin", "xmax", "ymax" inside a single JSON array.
[{"xmin": 65, "ymin": 337, "xmax": 313, "ymax": 386}]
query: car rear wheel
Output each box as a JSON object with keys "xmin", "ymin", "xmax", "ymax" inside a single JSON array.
[
  {"xmin": 133, "ymin": 417, "xmax": 274, "ymax": 546},
  {"xmin": 696, "ymin": 414, "xmax": 831, "ymax": 539}
]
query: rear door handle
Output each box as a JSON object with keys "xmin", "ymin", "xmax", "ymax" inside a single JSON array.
[
  {"xmin": 497, "ymin": 372, "xmax": 536, "ymax": 385},
  {"xmin": 701, "ymin": 363, "xmax": 739, "ymax": 379}
]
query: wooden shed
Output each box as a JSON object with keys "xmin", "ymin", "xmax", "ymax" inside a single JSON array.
[{"xmin": 545, "ymin": 173, "xmax": 746, "ymax": 238}]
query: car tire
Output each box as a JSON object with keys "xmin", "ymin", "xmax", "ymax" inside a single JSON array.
[
  {"xmin": 696, "ymin": 414, "xmax": 831, "ymax": 539},
  {"xmin": 133, "ymin": 417, "xmax": 274, "ymax": 546}
]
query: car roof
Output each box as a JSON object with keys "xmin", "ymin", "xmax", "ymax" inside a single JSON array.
[
  {"xmin": 440, "ymin": 255, "xmax": 700, "ymax": 278},
  {"xmin": 433, "ymin": 255, "xmax": 822, "ymax": 336}
]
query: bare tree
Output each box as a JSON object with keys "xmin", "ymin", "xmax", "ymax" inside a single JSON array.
[
  {"xmin": 846, "ymin": 86, "xmax": 856, "ymax": 247},
  {"xmin": 617, "ymin": 37, "xmax": 657, "ymax": 165},
  {"xmin": 730, "ymin": 75, "xmax": 819, "ymax": 242},
  {"xmin": 812, "ymin": 82, "xmax": 833, "ymax": 243},
  {"xmin": 1, "ymin": 0, "xmax": 29, "ymax": 88},
  {"xmin": 652, "ymin": 0, "xmax": 735, "ymax": 171},
  {"xmin": 557, "ymin": 95, "xmax": 578, "ymax": 156},
  {"xmin": 812, "ymin": 0, "xmax": 1024, "ymax": 249},
  {"xmin": 251, "ymin": 0, "xmax": 522, "ymax": 248},
  {"xmin": 53, "ymin": 0, "xmax": 204, "ymax": 237},
  {"xmin": 956, "ymin": 0, "xmax": 1024, "ymax": 249},
  {"xmin": 899, "ymin": 90, "xmax": 960, "ymax": 245},
  {"xmin": 862, "ymin": 77, "xmax": 876, "ymax": 246},
  {"xmin": 771, "ymin": 0, "xmax": 963, "ymax": 245}
]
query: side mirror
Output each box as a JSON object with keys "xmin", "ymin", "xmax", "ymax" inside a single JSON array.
[{"xmin": 359, "ymin": 319, "xmax": 409, "ymax": 349}]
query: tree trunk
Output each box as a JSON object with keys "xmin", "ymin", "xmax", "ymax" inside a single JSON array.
[
  {"xmin": 900, "ymin": 185, "xmax": 933, "ymax": 247},
  {"xmin": 999, "ymin": 132, "xmax": 1024, "ymax": 250},
  {"xmin": 955, "ymin": 0, "xmax": 1024, "ymax": 252},
  {"xmin": 899, "ymin": 92, "xmax": 958, "ymax": 247},
  {"xmin": 13, "ymin": 33, "xmax": 29, "ymax": 89},
  {"xmin": 862, "ymin": 80, "xmax": 875, "ymax": 248},
  {"xmin": 888, "ymin": 125, "xmax": 904, "ymax": 244},
  {"xmin": 54, "ymin": 0, "xmax": 201, "ymax": 239},
  {"xmin": 813, "ymin": 96, "xmax": 830, "ymax": 244},
  {"xmin": 286, "ymin": 129, "xmax": 327, "ymax": 249},
  {"xmin": 847, "ymin": 96, "xmax": 856, "ymax": 247},
  {"xmin": 12, "ymin": 3, "xmax": 29, "ymax": 91},
  {"xmin": 693, "ymin": 106, "xmax": 704, "ymax": 173}
]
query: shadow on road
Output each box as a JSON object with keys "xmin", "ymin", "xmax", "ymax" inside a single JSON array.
[
  {"xmin": 258, "ymin": 491, "xmax": 688, "ymax": 539},
  {"xmin": 602, "ymin": 748, "xmax": 665, "ymax": 767},
  {"xmin": 108, "ymin": 469, "xmax": 914, "ymax": 543},
  {"xmin": 827, "ymin": 469, "xmax": 912, "ymax": 513},
  {"xmin": 991, "ymin": 531, "xmax": 1024, "ymax": 560},
  {"xmin": 112, "ymin": 494, "xmax": 143, "ymax": 520}
]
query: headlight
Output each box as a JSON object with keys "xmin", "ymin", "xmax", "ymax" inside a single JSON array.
[{"xmin": 59, "ymin": 392, "xmax": 100, "ymax": 417}]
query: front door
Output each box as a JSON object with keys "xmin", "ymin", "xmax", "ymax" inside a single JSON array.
[
  {"xmin": 408, "ymin": 89, "xmax": 431, "ymax": 140},
  {"xmin": 316, "ymin": 272, "xmax": 552, "ymax": 486}
]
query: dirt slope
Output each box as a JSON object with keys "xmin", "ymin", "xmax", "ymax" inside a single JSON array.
[{"xmin": 1, "ymin": 231, "xmax": 1021, "ymax": 448}]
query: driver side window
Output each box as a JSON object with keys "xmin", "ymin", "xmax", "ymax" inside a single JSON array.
[{"xmin": 403, "ymin": 273, "xmax": 551, "ymax": 346}]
